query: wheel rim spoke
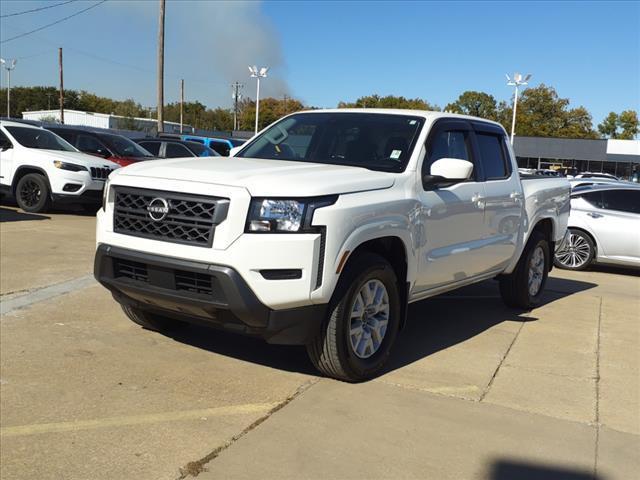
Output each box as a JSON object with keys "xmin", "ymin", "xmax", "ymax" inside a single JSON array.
[
  {"xmin": 554, "ymin": 233, "xmax": 591, "ymax": 268},
  {"xmin": 349, "ymin": 279, "xmax": 390, "ymax": 359}
]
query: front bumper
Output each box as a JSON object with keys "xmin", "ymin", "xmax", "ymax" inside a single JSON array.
[{"xmin": 94, "ymin": 244, "xmax": 326, "ymax": 345}]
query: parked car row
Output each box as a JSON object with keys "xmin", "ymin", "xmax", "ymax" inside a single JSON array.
[{"xmin": 0, "ymin": 119, "xmax": 248, "ymax": 213}]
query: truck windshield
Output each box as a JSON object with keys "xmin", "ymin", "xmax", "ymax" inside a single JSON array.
[
  {"xmin": 5, "ymin": 126, "xmax": 77, "ymax": 152},
  {"xmin": 236, "ymin": 112, "xmax": 424, "ymax": 172}
]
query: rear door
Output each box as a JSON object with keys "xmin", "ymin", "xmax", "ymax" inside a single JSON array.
[
  {"xmin": 414, "ymin": 120, "xmax": 488, "ymax": 293},
  {"xmin": 586, "ymin": 189, "xmax": 640, "ymax": 263},
  {"xmin": 472, "ymin": 122, "xmax": 523, "ymax": 272}
]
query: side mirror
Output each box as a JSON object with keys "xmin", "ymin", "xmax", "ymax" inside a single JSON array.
[
  {"xmin": 423, "ymin": 158, "xmax": 474, "ymax": 189},
  {"xmin": 0, "ymin": 143, "xmax": 12, "ymax": 152},
  {"xmin": 229, "ymin": 146, "xmax": 242, "ymax": 157}
]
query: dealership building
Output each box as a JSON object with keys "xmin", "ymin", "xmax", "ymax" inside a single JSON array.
[{"xmin": 513, "ymin": 136, "xmax": 639, "ymax": 179}]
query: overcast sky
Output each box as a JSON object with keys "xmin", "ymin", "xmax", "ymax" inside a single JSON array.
[{"xmin": 0, "ymin": 0, "xmax": 638, "ymax": 125}]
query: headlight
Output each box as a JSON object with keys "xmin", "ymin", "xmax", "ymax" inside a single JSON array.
[
  {"xmin": 102, "ymin": 178, "xmax": 111, "ymax": 211},
  {"xmin": 53, "ymin": 160, "xmax": 88, "ymax": 172},
  {"xmin": 246, "ymin": 196, "xmax": 337, "ymax": 233}
]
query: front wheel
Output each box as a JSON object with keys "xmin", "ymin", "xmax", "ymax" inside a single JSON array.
[
  {"xmin": 15, "ymin": 173, "xmax": 51, "ymax": 213},
  {"xmin": 499, "ymin": 231, "xmax": 550, "ymax": 309},
  {"xmin": 306, "ymin": 252, "xmax": 401, "ymax": 382},
  {"xmin": 553, "ymin": 229, "xmax": 595, "ymax": 271}
]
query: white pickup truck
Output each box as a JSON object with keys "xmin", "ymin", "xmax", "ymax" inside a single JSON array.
[
  {"xmin": 0, "ymin": 120, "xmax": 120, "ymax": 212},
  {"xmin": 94, "ymin": 109, "xmax": 570, "ymax": 381}
]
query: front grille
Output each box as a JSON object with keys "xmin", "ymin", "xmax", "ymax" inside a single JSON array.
[
  {"xmin": 113, "ymin": 187, "xmax": 229, "ymax": 247},
  {"xmin": 91, "ymin": 167, "xmax": 112, "ymax": 180},
  {"xmin": 175, "ymin": 269, "xmax": 213, "ymax": 296},
  {"xmin": 114, "ymin": 258, "xmax": 148, "ymax": 282}
]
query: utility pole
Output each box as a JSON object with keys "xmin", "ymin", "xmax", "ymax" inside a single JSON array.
[
  {"xmin": 1, "ymin": 58, "xmax": 18, "ymax": 118},
  {"xmin": 231, "ymin": 81, "xmax": 243, "ymax": 131},
  {"xmin": 179, "ymin": 78, "xmax": 184, "ymax": 134},
  {"xmin": 157, "ymin": 0, "xmax": 165, "ymax": 134},
  {"xmin": 59, "ymin": 48, "xmax": 64, "ymax": 124}
]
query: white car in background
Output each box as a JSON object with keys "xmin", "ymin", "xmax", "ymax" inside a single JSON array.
[
  {"xmin": 554, "ymin": 184, "xmax": 640, "ymax": 270},
  {"xmin": 0, "ymin": 120, "xmax": 120, "ymax": 213}
]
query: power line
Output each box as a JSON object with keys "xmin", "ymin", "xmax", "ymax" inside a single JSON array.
[
  {"xmin": 1, "ymin": 0, "xmax": 78, "ymax": 18},
  {"xmin": 0, "ymin": 0, "xmax": 108, "ymax": 44}
]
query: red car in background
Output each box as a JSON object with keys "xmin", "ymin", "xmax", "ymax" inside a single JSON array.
[{"xmin": 47, "ymin": 127, "xmax": 155, "ymax": 167}]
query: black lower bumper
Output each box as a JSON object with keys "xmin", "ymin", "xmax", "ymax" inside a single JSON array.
[
  {"xmin": 94, "ymin": 244, "xmax": 326, "ymax": 345},
  {"xmin": 53, "ymin": 189, "xmax": 103, "ymax": 205}
]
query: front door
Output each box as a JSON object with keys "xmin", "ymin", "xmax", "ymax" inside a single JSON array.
[
  {"xmin": 413, "ymin": 120, "xmax": 487, "ymax": 294},
  {"xmin": 0, "ymin": 129, "xmax": 15, "ymax": 187}
]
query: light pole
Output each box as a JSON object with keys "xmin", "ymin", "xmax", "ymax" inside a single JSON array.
[
  {"xmin": 1, "ymin": 58, "xmax": 18, "ymax": 118},
  {"xmin": 248, "ymin": 65, "xmax": 268, "ymax": 134},
  {"xmin": 506, "ymin": 72, "xmax": 531, "ymax": 145}
]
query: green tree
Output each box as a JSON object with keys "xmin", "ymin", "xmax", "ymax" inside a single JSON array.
[
  {"xmin": 598, "ymin": 112, "xmax": 619, "ymax": 138},
  {"xmin": 509, "ymin": 84, "xmax": 597, "ymax": 139},
  {"xmin": 445, "ymin": 91, "xmax": 497, "ymax": 120},
  {"xmin": 617, "ymin": 110, "xmax": 639, "ymax": 139},
  {"xmin": 238, "ymin": 96, "xmax": 305, "ymax": 131},
  {"xmin": 338, "ymin": 94, "xmax": 439, "ymax": 111}
]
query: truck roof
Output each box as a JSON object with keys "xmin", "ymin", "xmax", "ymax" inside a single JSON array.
[{"xmin": 292, "ymin": 108, "xmax": 506, "ymax": 129}]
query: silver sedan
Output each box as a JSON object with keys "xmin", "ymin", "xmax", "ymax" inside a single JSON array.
[{"xmin": 554, "ymin": 184, "xmax": 640, "ymax": 270}]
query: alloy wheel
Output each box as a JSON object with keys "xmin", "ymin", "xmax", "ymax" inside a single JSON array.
[
  {"xmin": 528, "ymin": 245, "xmax": 545, "ymax": 297},
  {"xmin": 555, "ymin": 233, "xmax": 591, "ymax": 269},
  {"xmin": 349, "ymin": 279, "xmax": 390, "ymax": 359}
]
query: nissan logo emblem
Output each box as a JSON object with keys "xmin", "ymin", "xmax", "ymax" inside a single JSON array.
[{"xmin": 147, "ymin": 197, "xmax": 169, "ymax": 221}]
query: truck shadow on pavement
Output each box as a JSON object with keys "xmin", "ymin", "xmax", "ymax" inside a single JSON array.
[
  {"xmin": 0, "ymin": 207, "xmax": 50, "ymax": 222},
  {"xmin": 488, "ymin": 459, "xmax": 602, "ymax": 480},
  {"xmin": 164, "ymin": 276, "xmax": 597, "ymax": 378}
]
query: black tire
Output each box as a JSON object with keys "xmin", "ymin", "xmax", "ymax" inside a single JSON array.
[
  {"xmin": 553, "ymin": 229, "xmax": 595, "ymax": 271},
  {"xmin": 499, "ymin": 231, "xmax": 550, "ymax": 309},
  {"xmin": 306, "ymin": 252, "xmax": 401, "ymax": 382},
  {"xmin": 15, "ymin": 173, "xmax": 51, "ymax": 213},
  {"xmin": 121, "ymin": 304, "xmax": 187, "ymax": 333}
]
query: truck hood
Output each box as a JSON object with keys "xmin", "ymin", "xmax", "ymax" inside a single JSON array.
[
  {"xmin": 29, "ymin": 149, "xmax": 121, "ymax": 169},
  {"xmin": 115, "ymin": 156, "xmax": 396, "ymax": 196}
]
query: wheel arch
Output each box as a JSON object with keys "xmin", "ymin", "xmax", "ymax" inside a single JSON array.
[
  {"xmin": 338, "ymin": 236, "xmax": 410, "ymax": 329},
  {"xmin": 11, "ymin": 166, "xmax": 53, "ymax": 199}
]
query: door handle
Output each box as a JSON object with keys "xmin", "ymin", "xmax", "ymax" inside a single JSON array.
[
  {"xmin": 587, "ymin": 212, "xmax": 603, "ymax": 219},
  {"xmin": 471, "ymin": 193, "xmax": 484, "ymax": 208}
]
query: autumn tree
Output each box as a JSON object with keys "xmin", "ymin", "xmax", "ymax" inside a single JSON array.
[{"xmin": 504, "ymin": 84, "xmax": 597, "ymax": 139}]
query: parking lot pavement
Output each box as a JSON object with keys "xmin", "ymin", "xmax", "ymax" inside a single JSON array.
[
  {"xmin": 1, "ymin": 209, "xmax": 638, "ymax": 479},
  {"xmin": 0, "ymin": 206, "xmax": 97, "ymax": 295}
]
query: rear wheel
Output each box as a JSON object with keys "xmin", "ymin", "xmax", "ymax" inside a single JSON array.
[
  {"xmin": 15, "ymin": 173, "xmax": 51, "ymax": 213},
  {"xmin": 554, "ymin": 229, "xmax": 595, "ymax": 271},
  {"xmin": 306, "ymin": 252, "xmax": 401, "ymax": 382},
  {"xmin": 121, "ymin": 305, "xmax": 187, "ymax": 333},
  {"xmin": 499, "ymin": 231, "xmax": 550, "ymax": 309}
]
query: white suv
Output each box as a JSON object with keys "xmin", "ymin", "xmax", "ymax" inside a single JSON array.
[{"xmin": 0, "ymin": 120, "xmax": 120, "ymax": 213}]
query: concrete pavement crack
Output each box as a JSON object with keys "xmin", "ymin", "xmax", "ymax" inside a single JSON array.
[
  {"xmin": 593, "ymin": 296, "xmax": 603, "ymax": 477},
  {"xmin": 176, "ymin": 377, "xmax": 321, "ymax": 479},
  {"xmin": 479, "ymin": 320, "xmax": 525, "ymax": 402}
]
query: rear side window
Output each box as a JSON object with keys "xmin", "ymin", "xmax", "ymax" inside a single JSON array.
[
  {"xmin": 601, "ymin": 190, "xmax": 640, "ymax": 214},
  {"xmin": 425, "ymin": 130, "xmax": 472, "ymax": 177},
  {"xmin": 578, "ymin": 191, "xmax": 604, "ymax": 208},
  {"xmin": 0, "ymin": 129, "xmax": 12, "ymax": 148},
  {"xmin": 138, "ymin": 141, "xmax": 161, "ymax": 156},
  {"xmin": 476, "ymin": 133, "xmax": 510, "ymax": 179},
  {"xmin": 164, "ymin": 143, "xmax": 192, "ymax": 158}
]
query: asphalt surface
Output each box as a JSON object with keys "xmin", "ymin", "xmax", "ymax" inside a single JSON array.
[{"xmin": 1, "ymin": 205, "xmax": 638, "ymax": 480}]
